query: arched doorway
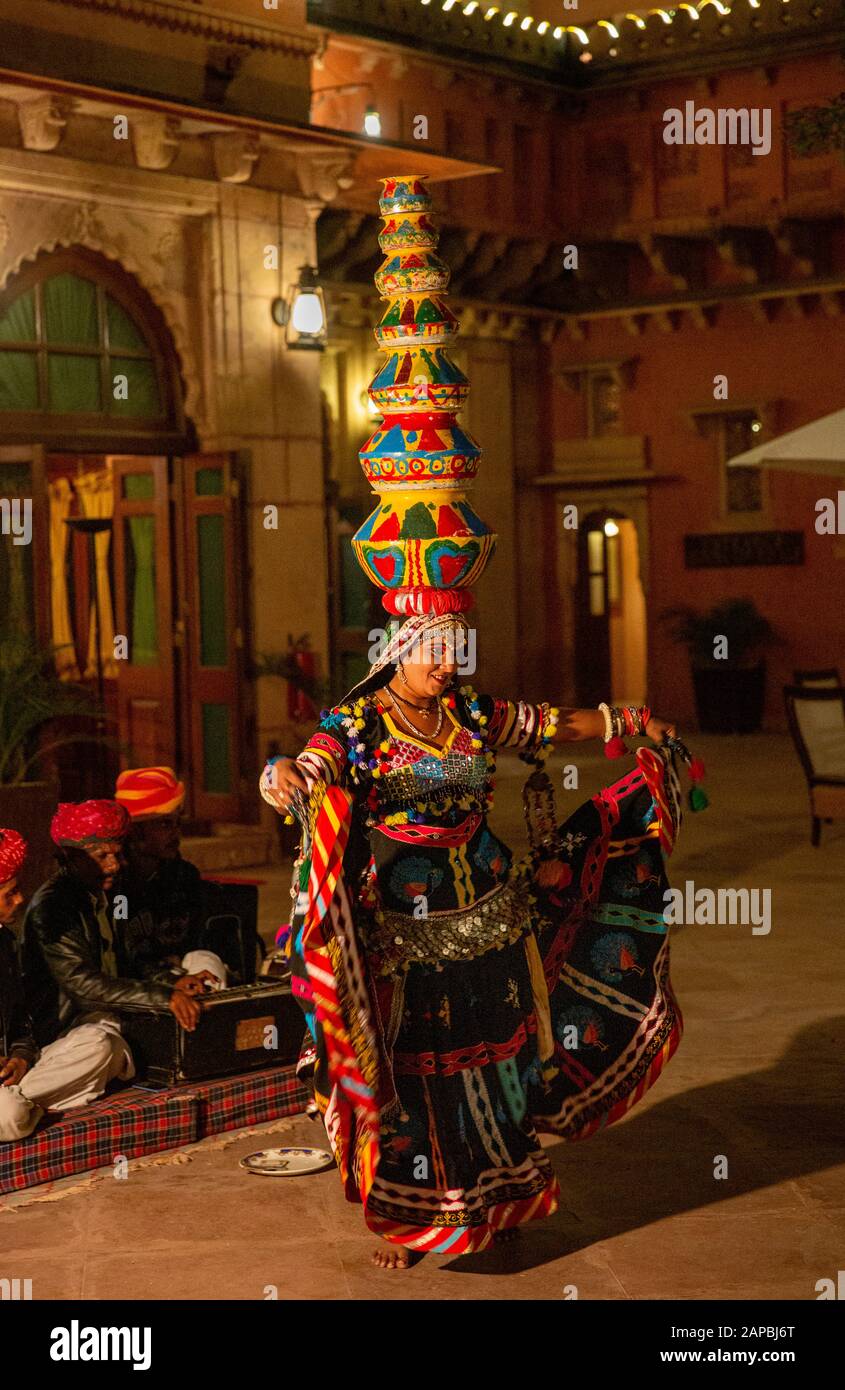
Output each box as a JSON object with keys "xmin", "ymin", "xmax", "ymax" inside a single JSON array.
[
  {"xmin": 0, "ymin": 246, "xmax": 250, "ymax": 821},
  {"xmin": 576, "ymin": 509, "xmax": 647, "ymax": 709}
]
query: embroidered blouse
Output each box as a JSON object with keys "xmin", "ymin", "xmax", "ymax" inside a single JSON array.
[{"xmin": 264, "ymin": 689, "xmax": 558, "ymax": 921}]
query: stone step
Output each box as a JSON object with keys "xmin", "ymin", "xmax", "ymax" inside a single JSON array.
[{"xmin": 181, "ymin": 827, "xmax": 273, "ymax": 873}]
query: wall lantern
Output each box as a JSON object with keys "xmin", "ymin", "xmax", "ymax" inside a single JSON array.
[
  {"xmin": 271, "ymin": 266, "xmax": 327, "ymax": 351},
  {"xmin": 359, "ymin": 387, "xmax": 382, "ymax": 421},
  {"xmin": 363, "ymin": 105, "xmax": 382, "ymax": 138}
]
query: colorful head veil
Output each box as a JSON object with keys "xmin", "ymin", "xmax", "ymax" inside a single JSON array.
[{"xmin": 344, "ymin": 174, "xmax": 495, "ymax": 700}]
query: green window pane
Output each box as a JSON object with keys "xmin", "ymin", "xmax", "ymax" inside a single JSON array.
[
  {"xmin": 109, "ymin": 357, "xmax": 160, "ymax": 417},
  {"xmin": 106, "ymin": 296, "xmax": 147, "ymax": 350},
  {"xmin": 0, "ymin": 290, "xmax": 36, "ymax": 343},
  {"xmin": 201, "ymin": 704, "xmax": 231, "ymax": 793},
  {"xmin": 123, "ymin": 517, "xmax": 158, "ymax": 665},
  {"xmin": 196, "ymin": 515, "xmax": 227, "ymax": 667},
  {"xmin": 47, "ymin": 354, "xmax": 100, "ymax": 412},
  {"xmin": 0, "ymin": 351, "xmax": 39, "ymax": 409},
  {"xmin": 122, "ymin": 473, "xmax": 155, "ymax": 501},
  {"xmin": 195, "ymin": 468, "xmax": 223, "ymax": 496},
  {"xmin": 44, "ymin": 273, "xmax": 98, "ymax": 345}
]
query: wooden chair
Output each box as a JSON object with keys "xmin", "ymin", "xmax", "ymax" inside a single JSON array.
[{"xmin": 783, "ymin": 685, "xmax": 845, "ymax": 846}]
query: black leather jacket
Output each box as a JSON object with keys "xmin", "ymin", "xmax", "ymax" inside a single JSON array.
[
  {"xmin": 0, "ymin": 924, "xmax": 37, "ymax": 1066},
  {"xmin": 21, "ymin": 869, "xmax": 173, "ymax": 1047}
]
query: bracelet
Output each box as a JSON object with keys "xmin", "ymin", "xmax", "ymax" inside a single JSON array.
[
  {"xmin": 598, "ymin": 703, "xmax": 651, "ymax": 741},
  {"xmin": 598, "ymin": 703, "xmax": 625, "ymax": 741}
]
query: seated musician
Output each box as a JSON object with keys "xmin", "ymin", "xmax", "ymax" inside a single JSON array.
[
  {"xmin": 113, "ymin": 766, "xmax": 228, "ymax": 991},
  {"xmin": 15, "ymin": 802, "xmax": 206, "ymax": 1136},
  {"xmin": 0, "ymin": 829, "xmax": 40, "ymax": 1140}
]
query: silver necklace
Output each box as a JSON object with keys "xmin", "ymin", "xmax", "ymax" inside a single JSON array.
[{"xmin": 386, "ymin": 691, "xmax": 444, "ymax": 740}]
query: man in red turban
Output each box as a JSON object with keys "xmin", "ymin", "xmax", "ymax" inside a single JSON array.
[
  {"xmin": 14, "ymin": 800, "xmax": 208, "ymax": 1132},
  {"xmin": 114, "ymin": 767, "xmax": 229, "ymax": 991},
  {"xmin": 0, "ymin": 829, "xmax": 39, "ymax": 1140}
]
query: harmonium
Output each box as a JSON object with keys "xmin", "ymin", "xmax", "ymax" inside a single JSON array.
[{"xmin": 120, "ymin": 980, "xmax": 306, "ymax": 1087}]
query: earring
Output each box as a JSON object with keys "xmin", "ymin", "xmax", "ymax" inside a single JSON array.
[{"xmin": 399, "ymin": 662, "xmax": 409, "ymax": 687}]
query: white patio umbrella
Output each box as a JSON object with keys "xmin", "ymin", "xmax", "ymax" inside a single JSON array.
[{"xmin": 727, "ymin": 408, "xmax": 845, "ymax": 476}]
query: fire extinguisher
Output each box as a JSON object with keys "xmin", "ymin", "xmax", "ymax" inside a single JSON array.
[{"xmin": 287, "ymin": 638, "xmax": 317, "ymax": 724}]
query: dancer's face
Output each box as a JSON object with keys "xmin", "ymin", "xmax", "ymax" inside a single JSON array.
[{"xmin": 403, "ymin": 635, "xmax": 459, "ymax": 699}]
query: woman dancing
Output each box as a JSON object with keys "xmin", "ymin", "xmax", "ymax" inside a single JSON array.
[
  {"xmin": 259, "ymin": 175, "xmax": 699, "ymax": 1267},
  {"xmin": 261, "ymin": 613, "xmax": 692, "ymax": 1267}
]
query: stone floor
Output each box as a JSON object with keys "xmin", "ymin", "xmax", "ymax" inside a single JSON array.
[{"xmin": 3, "ymin": 733, "xmax": 844, "ymax": 1301}]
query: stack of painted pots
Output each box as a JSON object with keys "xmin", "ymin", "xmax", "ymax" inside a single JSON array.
[{"xmin": 352, "ymin": 174, "xmax": 496, "ymax": 617}]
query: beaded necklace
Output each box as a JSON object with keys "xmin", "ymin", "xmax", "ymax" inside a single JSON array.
[{"xmin": 385, "ymin": 690, "xmax": 444, "ymax": 740}]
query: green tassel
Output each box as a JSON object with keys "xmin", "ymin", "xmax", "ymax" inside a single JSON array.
[{"xmin": 689, "ymin": 786, "xmax": 709, "ymax": 813}]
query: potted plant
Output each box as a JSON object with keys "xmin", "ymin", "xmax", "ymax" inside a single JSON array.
[
  {"xmin": 661, "ymin": 599, "xmax": 780, "ymax": 734},
  {"xmin": 0, "ymin": 638, "xmax": 111, "ymax": 896}
]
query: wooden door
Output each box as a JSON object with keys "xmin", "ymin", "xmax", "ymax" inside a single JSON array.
[
  {"xmin": 575, "ymin": 516, "xmax": 612, "ymax": 708},
  {"xmin": 0, "ymin": 444, "xmax": 47, "ymax": 644},
  {"xmin": 110, "ymin": 455, "xmax": 177, "ymax": 771},
  {"xmin": 178, "ymin": 453, "xmax": 247, "ymax": 823}
]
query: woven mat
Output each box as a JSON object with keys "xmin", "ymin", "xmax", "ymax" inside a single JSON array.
[{"xmin": 0, "ymin": 1112, "xmax": 315, "ymax": 1213}]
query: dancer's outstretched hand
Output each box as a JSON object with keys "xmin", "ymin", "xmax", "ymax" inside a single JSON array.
[
  {"xmin": 263, "ymin": 756, "xmax": 309, "ymax": 816},
  {"xmin": 645, "ymin": 715, "xmax": 678, "ymax": 746}
]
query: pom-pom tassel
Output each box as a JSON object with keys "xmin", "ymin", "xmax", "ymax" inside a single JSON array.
[
  {"xmin": 604, "ymin": 736, "xmax": 628, "ymax": 759},
  {"xmin": 686, "ymin": 754, "xmax": 708, "ymax": 811}
]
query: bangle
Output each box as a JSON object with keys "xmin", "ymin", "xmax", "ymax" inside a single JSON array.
[
  {"xmin": 598, "ymin": 703, "xmax": 613, "ymax": 741},
  {"xmin": 598, "ymin": 702, "xmax": 625, "ymax": 742}
]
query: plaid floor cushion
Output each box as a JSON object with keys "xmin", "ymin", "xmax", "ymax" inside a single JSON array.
[
  {"xmin": 0, "ymin": 1064, "xmax": 309, "ymax": 1194},
  {"xmin": 0, "ymin": 1089, "xmax": 196, "ymax": 1195},
  {"xmin": 186, "ymin": 1064, "xmax": 310, "ymax": 1137}
]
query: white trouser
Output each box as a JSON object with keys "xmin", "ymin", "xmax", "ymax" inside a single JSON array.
[
  {"xmin": 0, "ymin": 1012, "xmax": 133, "ymax": 1142},
  {"xmin": 0, "ymin": 951, "xmax": 227, "ymax": 1142}
]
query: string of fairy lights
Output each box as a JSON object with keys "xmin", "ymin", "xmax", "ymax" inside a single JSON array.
[{"xmin": 414, "ymin": 0, "xmax": 797, "ymax": 63}]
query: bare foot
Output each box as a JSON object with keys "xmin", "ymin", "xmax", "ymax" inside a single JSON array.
[
  {"xmin": 371, "ymin": 1243, "xmax": 411, "ymax": 1269},
  {"xmin": 493, "ymin": 1227, "xmax": 521, "ymax": 1244}
]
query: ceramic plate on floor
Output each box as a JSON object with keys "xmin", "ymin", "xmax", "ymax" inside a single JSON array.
[{"xmin": 239, "ymin": 1147, "xmax": 335, "ymax": 1176}]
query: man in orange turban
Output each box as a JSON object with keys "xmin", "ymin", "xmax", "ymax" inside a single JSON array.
[
  {"xmin": 16, "ymin": 801, "xmax": 207, "ymax": 1133},
  {"xmin": 114, "ymin": 767, "xmax": 228, "ymax": 992}
]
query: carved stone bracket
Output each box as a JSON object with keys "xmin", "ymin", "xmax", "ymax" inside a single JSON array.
[
  {"xmin": 131, "ymin": 114, "xmax": 181, "ymax": 171},
  {"xmin": 639, "ymin": 232, "xmax": 706, "ymax": 293},
  {"xmin": 211, "ymin": 131, "xmax": 260, "ymax": 184},
  {"xmin": 770, "ymin": 218, "xmax": 833, "ymax": 279},
  {"xmin": 715, "ymin": 227, "xmax": 776, "ymax": 286},
  {"xmin": 291, "ymin": 150, "xmax": 356, "ymax": 204},
  {"xmin": 16, "ymin": 95, "xmax": 72, "ymax": 152}
]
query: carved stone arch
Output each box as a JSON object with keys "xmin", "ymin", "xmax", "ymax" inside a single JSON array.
[{"xmin": 0, "ymin": 232, "xmax": 204, "ymax": 442}]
